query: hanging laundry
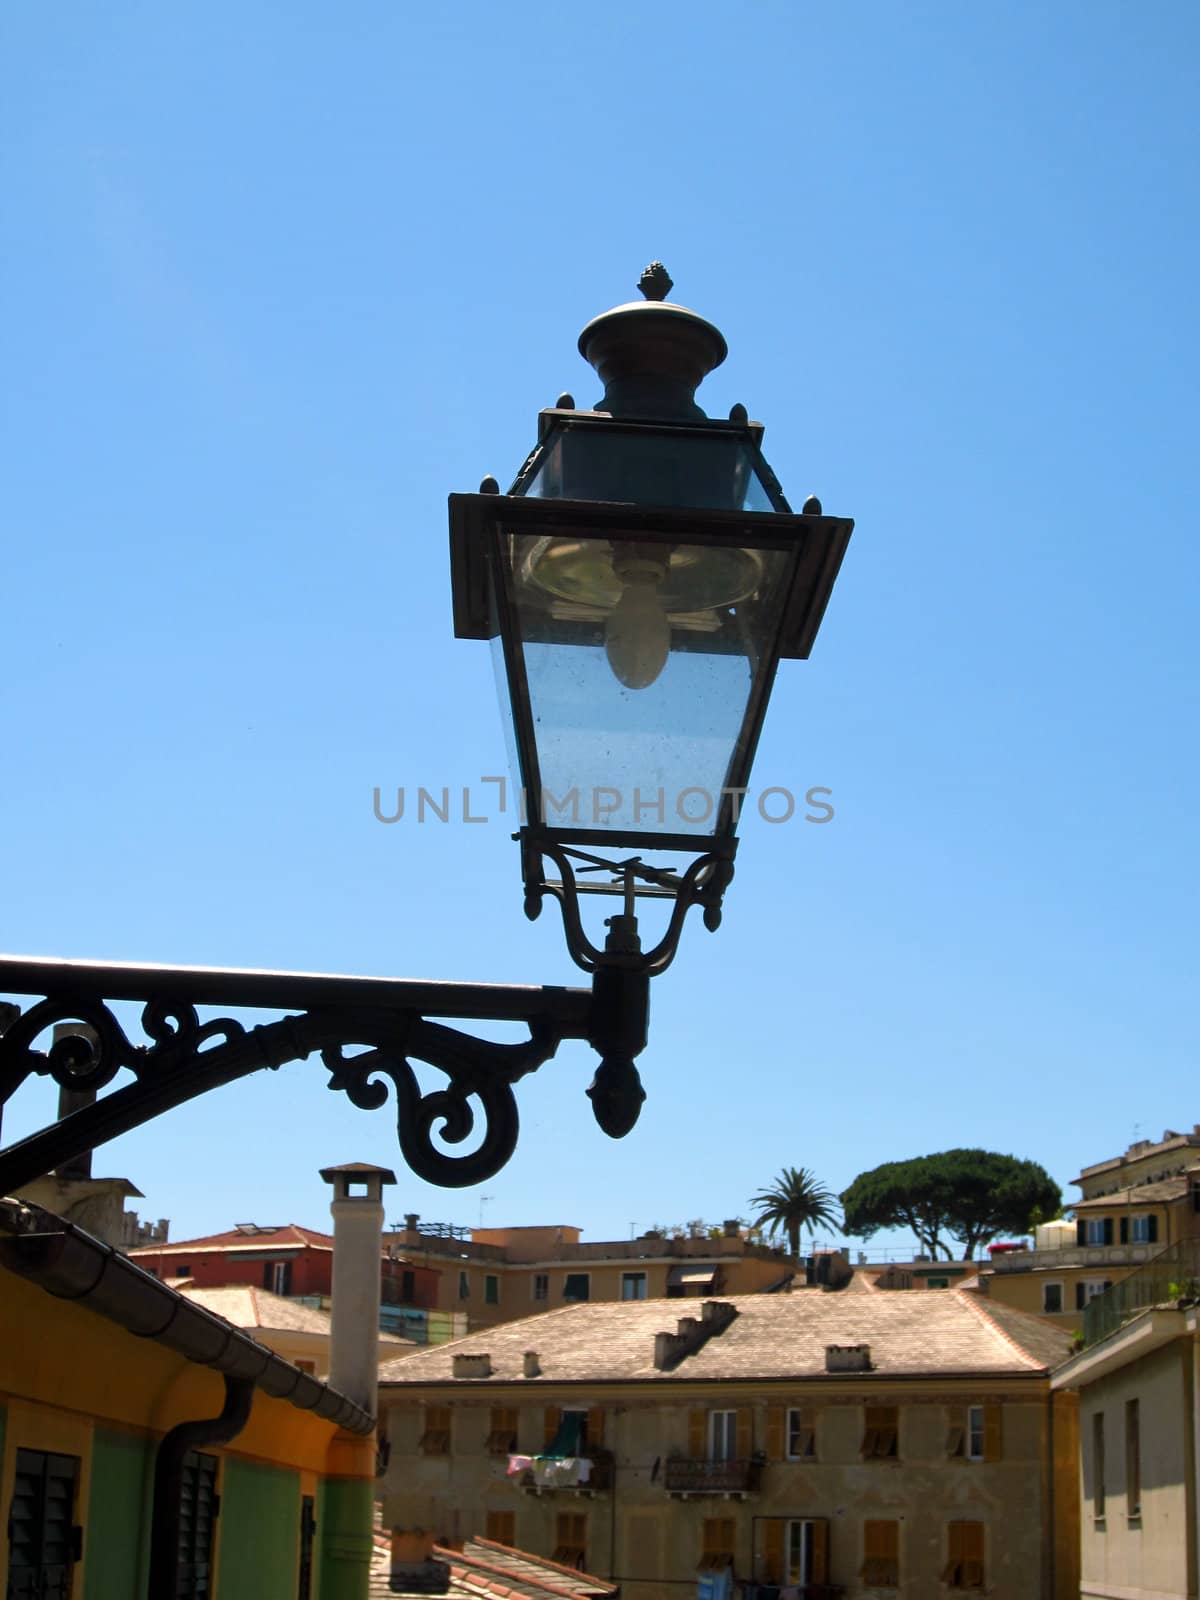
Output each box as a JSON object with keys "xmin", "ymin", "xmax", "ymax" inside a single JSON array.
[{"xmin": 506, "ymin": 1454, "xmax": 533, "ymax": 1477}]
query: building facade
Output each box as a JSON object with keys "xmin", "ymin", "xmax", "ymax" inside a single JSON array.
[
  {"xmin": 986, "ymin": 1126, "xmax": 1200, "ymax": 1331},
  {"xmin": 394, "ymin": 1218, "xmax": 798, "ymax": 1333},
  {"xmin": 378, "ymin": 1286, "xmax": 1078, "ymax": 1600},
  {"xmin": 1, "ymin": 1200, "xmax": 378, "ymax": 1600}
]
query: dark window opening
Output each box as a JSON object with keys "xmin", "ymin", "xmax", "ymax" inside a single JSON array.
[
  {"xmin": 297, "ymin": 1495, "xmax": 316, "ymax": 1600},
  {"xmin": 178, "ymin": 1450, "xmax": 219, "ymax": 1598},
  {"xmin": 7, "ymin": 1448, "xmax": 81, "ymax": 1600}
]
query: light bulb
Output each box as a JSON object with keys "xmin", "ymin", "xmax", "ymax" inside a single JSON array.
[{"xmin": 604, "ymin": 567, "xmax": 671, "ymax": 689}]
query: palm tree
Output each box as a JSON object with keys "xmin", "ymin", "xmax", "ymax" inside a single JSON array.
[{"xmin": 749, "ymin": 1167, "xmax": 839, "ymax": 1257}]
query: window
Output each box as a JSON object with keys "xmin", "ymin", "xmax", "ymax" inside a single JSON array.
[
  {"xmin": 265, "ymin": 1260, "xmax": 292, "ymax": 1295},
  {"xmin": 486, "ymin": 1510, "xmax": 515, "ymax": 1546},
  {"xmin": 298, "ymin": 1495, "xmax": 316, "ymax": 1600},
  {"xmin": 458, "ymin": 1270, "xmax": 470, "ymax": 1300},
  {"xmin": 533, "ymin": 1273, "xmax": 549, "ymax": 1301},
  {"xmin": 420, "ymin": 1405, "xmax": 451, "ymax": 1455},
  {"xmin": 862, "ymin": 1519, "xmax": 900, "ymax": 1587},
  {"xmin": 7, "ymin": 1449, "xmax": 81, "ymax": 1599},
  {"xmin": 948, "ymin": 1405, "xmax": 1000, "ymax": 1461},
  {"xmin": 942, "ymin": 1521, "xmax": 984, "ymax": 1589},
  {"xmin": 178, "ymin": 1450, "xmax": 219, "ymax": 1597},
  {"xmin": 1076, "ymin": 1278, "xmax": 1113, "ymax": 1310},
  {"xmin": 790, "ymin": 1516, "xmax": 825, "ymax": 1580},
  {"xmin": 563, "ymin": 1273, "xmax": 590, "ymax": 1302},
  {"xmin": 294, "ymin": 1359, "xmax": 317, "ymax": 1375},
  {"xmin": 926, "ymin": 1276, "xmax": 951, "ymax": 1289},
  {"xmin": 485, "ymin": 1274, "xmax": 500, "ymax": 1305},
  {"xmin": 759, "ymin": 1518, "xmax": 828, "ymax": 1584},
  {"xmin": 862, "ymin": 1404, "xmax": 898, "ymax": 1459},
  {"xmin": 621, "ymin": 1271, "xmax": 648, "ymax": 1300},
  {"xmin": 486, "ymin": 1407, "xmax": 518, "ymax": 1455},
  {"xmin": 967, "ymin": 1406, "xmax": 985, "ymax": 1461},
  {"xmin": 709, "ymin": 1410, "xmax": 738, "ymax": 1462},
  {"xmin": 544, "ymin": 1407, "xmax": 601, "ymax": 1454},
  {"xmin": 1130, "ymin": 1215, "xmax": 1158, "ymax": 1245},
  {"xmin": 401, "ymin": 1269, "xmax": 415, "ymax": 1302},
  {"xmin": 699, "ymin": 1517, "xmax": 736, "ymax": 1570},
  {"xmin": 1084, "ymin": 1217, "xmax": 1114, "ymax": 1246},
  {"xmin": 175, "ymin": 1262, "xmax": 192, "ymax": 1279},
  {"xmin": 1126, "ymin": 1399, "xmax": 1141, "ymax": 1517},
  {"xmin": 553, "ymin": 1511, "xmax": 587, "ymax": 1569},
  {"xmin": 1043, "ymin": 1282, "xmax": 1064, "ymax": 1314},
  {"xmin": 1093, "ymin": 1412, "xmax": 1106, "ymax": 1520},
  {"xmin": 786, "ymin": 1407, "xmax": 816, "ymax": 1459}
]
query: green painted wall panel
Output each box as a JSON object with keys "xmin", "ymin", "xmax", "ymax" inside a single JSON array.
[
  {"xmin": 217, "ymin": 1456, "xmax": 300, "ymax": 1598},
  {"xmin": 316, "ymin": 1477, "xmax": 373, "ymax": 1600},
  {"xmin": 85, "ymin": 1428, "xmax": 152, "ymax": 1600}
]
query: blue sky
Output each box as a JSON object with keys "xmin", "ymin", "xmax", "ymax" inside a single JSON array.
[{"xmin": 2, "ymin": 4, "xmax": 1197, "ymax": 1253}]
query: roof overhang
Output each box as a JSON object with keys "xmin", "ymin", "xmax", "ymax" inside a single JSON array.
[{"xmin": 1051, "ymin": 1307, "xmax": 1189, "ymax": 1389}]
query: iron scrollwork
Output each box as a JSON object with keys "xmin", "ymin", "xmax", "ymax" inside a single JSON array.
[{"xmin": 0, "ymin": 960, "xmax": 592, "ymax": 1193}]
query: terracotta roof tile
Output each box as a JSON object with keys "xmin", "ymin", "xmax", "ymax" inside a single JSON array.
[
  {"xmin": 178, "ymin": 1284, "xmax": 412, "ymax": 1344},
  {"xmin": 378, "ymin": 1286, "xmax": 1072, "ymax": 1387}
]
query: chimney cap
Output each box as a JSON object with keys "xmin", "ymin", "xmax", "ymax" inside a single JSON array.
[{"xmin": 319, "ymin": 1161, "xmax": 398, "ymax": 1183}]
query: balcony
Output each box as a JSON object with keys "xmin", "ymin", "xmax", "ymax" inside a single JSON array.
[
  {"xmin": 1083, "ymin": 1239, "xmax": 1200, "ymax": 1348},
  {"xmin": 663, "ymin": 1457, "xmax": 763, "ymax": 1497},
  {"xmin": 987, "ymin": 1243, "xmax": 1155, "ymax": 1273}
]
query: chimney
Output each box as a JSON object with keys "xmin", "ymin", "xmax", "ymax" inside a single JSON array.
[
  {"xmin": 320, "ymin": 1160, "xmax": 397, "ymax": 1416},
  {"xmin": 404, "ymin": 1212, "xmax": 420, "ymax": 1231},
  {"xmin": 524, "ymin": 1350, "xmax": 541, "ymax": 1377},
  {"xmin": 452, "ymin": 1353, "xmax": 492, "ymax": 1380},
  {"xmin": 653, "ymin": 1301, "xmax": 737, "ymax": 1368},
  {"xmin": 825, "ymin": 1343, "xmax": 872, "ymax": 1373}
]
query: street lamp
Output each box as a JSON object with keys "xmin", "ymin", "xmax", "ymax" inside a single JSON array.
[{"xmin": 0, "ymin": 265, "xmax": 852, "ymax": 1191}]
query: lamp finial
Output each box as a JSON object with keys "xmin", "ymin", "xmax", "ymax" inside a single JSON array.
[{"xmin": 638, "ymin": 262, "xmax": 674, "ymax": 302}]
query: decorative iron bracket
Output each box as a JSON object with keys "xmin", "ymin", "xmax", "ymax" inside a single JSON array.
[{"xmin": 0, "ymin": 955, "xmax": 634, "ymax": 1192}]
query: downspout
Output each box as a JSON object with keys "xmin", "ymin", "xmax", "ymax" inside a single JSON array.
[{"xmin": 149, "ymin": 1374, "xmax": 255, "ymax": 1597}]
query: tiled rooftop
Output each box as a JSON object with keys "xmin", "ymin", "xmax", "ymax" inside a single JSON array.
[
  {"xmin": 128, "ymin": 1222, "xmax": 335, "ymax": 1255},
  {"xmin": 369, "ymin": 1520, "xmax": 615, "ymax": 1598},
  {"xmin": 177, "ymin": 1283, "xmax": 413, "ymax": 1345},
  {"xmin": 1072, "ymin": 1175, "xmax": 1193, "ymax": 1210},
  {"xmin": 378, "ymin": 1285, "xmax": 1072, "ymax": 1387}
]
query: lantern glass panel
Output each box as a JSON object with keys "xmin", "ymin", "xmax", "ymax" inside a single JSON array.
[
  {"xmin": 521, "ymin": 425, "xmax": 781, "ymax": 513},
  {"xmin": 490, "ymin": 525, "xmax": 794, "ymax": 838}
]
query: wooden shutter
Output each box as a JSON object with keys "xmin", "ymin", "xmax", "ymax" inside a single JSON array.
[
  {"xmin": 1076, "ymin": 1219, "xmax": 1086, "ymax": 1246},
  {"xmin": 963, "ymin": 1520, "xmax": 985, "ymax": 1586},
  {"xmin": 863, "ymin": 1520, "xmax": 898, "ymax": 1584},
  {"xmin": 1075, "ymin": 1281, "xmax": 1086, "ymax": 1311},
  {"xmin": 759, "ymin": 1517, "xmax": 784, "ymax": 1582},
  {"xmin": 544, "ymin": 1407, "xmax": 562, "ymax": 1449},
  {"xmin": 983, "ymin": 1405, "xmax": 1003, "ymax": 1462},
  {"xmin": 1149, "ymin": 1214, "xmax": 1159, "ymax": 1243},
  {"xmin": 1119, "ymin": 1216, "xmax": 1129, "ymax": 1243},
  {"xmin": 486, "ymin": 1510, "xmax": 515, "ymax": 1545},
  {"xmin": 8, "ymin": 1449, "xmax": 81, "ymax": 1600},
  {"xmin": 735, "ymin": 1407, "xmax": 753, "ymax": 1459},
  {"xmin": 587, "ymin": 1407, "xmax": 605, "ymax": 1448},
  {"xmin": 810, "ymin": 1519, "xmax": 829, "ymax": 1583},
  {"xmin": 942, "ymin": 1520, "xmax": 964, "ymax": 1583},
  {"xmin": 766, "ymin": 1406, "xmax": 784, "ymax": 1460},
  {"xmin": 946, "ymin": 1405, "xmax": 965, "ymax": 1457},
  {"xmin": 688, "ymin": 1409, "xmax": 707, "ymax": 1457},
  {"xmin": 1103, "ymin": 1217, "xmax": 1114, "ymax": 1245}
]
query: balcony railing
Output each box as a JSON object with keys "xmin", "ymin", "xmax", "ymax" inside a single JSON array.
[
  {"xmin": 1083, "ymin": 1239, "xmax": 1200, "ymax": 1348},
  {"xmin": 663, "ymin": 1457, "xmax": 763, "ymax": 1495},
  {"xmin": 988, "ymin": 1242, "xmax": 1155, "ymax": 1273}
]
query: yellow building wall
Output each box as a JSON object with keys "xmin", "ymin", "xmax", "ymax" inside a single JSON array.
[
  {"xmin": 1077, "ymin": 1336, "xmax": 1195, "ymax": 1600},
  {"xmin": 379, "ymin": 1378, "xmax": 1066, "ymax": 1600}
]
